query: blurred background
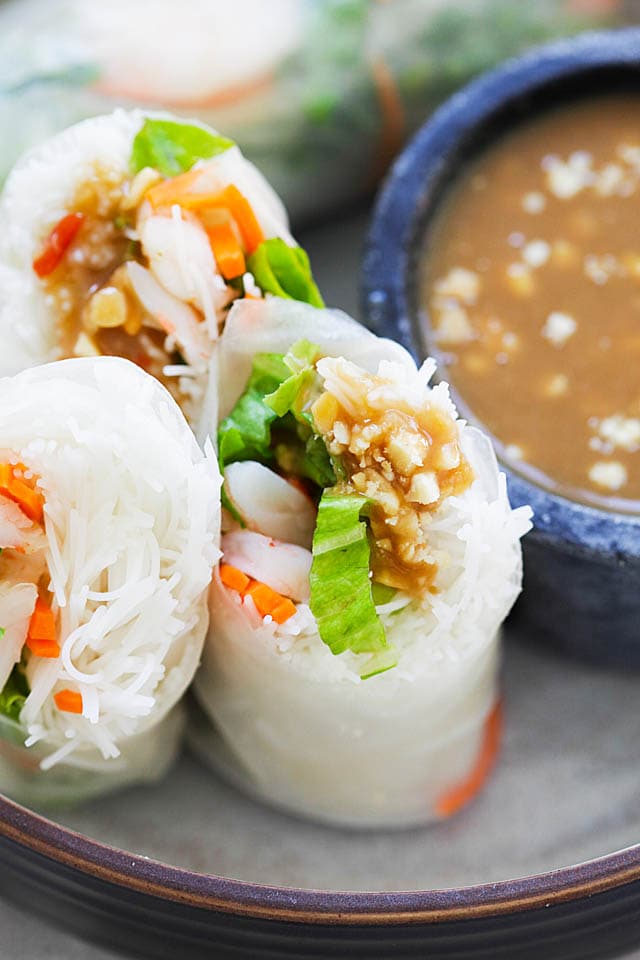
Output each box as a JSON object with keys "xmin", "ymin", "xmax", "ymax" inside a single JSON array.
[{"xmin": 0, "ymin": 0, "xmax": 635, "ymax": 227}]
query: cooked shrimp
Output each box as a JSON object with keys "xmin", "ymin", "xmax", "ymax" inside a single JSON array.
[
  {"xmin": 224, "ymin": 461, "xmax": 316, "ymax": 548},
  {"xmin": 138, "ymin": 207, "xmax": 231, "ymax": 328},
  {"xmin": 125, "ymin": 262, "xmax": 210, "ymax": 369},
  {"xmin": 221, "ymin": 530, "xmax": 311, "ymax": 602},
  {"xmin": 0, "ymin": 496, "xmax": 38, "ymax": 551},
  {"xmin": 0, "ymin": 583, "xmax": 38, "ymax": 690}
]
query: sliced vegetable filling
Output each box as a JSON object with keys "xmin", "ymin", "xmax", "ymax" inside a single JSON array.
[
  {"xmin": 31, "ymin": 117, "xmax": 322, "ymax": 421},
  {"xmin": 218, "ymin": 343, "xmax": 474, "ymax": 676},
  {"xmin": 0, "ymin": 463, "xmax": 82, "ymax": 726}
]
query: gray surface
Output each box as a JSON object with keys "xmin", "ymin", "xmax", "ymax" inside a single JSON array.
[{"xmin": 2, "ymin": 214, "xmax": 640, "ymax": 958}]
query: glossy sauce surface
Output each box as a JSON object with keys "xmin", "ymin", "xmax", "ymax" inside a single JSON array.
[{"xmin": 423, "ymin": 95, "xmax": 640, "ymax": 507}]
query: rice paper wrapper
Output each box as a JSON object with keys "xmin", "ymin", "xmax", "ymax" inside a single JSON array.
[
  {"xmin": 0, "ymin": 704, "xmax": 183, "ymax": 809},
  {"xmin": 0, "ymin": 0, "xmax": 615, "ymax": 224},
  {"xmin": 0, "ymin": 356, "xmax": 221, "ymax": 806},
  {"xmin": 0, "ymin": 108, "xmax": 289, "ymax": 442},
  {"xmin": 194, "ymin": 298, "xmax": 532, "ymax": 827}
]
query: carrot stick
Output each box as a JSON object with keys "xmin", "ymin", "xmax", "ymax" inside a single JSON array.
[
  {"xmin": 54, "ymin": 689, "xmax": 83, "ymax": 714},
  {"xmin": 214, "ymin": 186, "xmax": 264, "ymax": 253},
  {"xmin": 247, "ymin": 582, "xmax": 283, "ymax": 619},
  {"xmin": 33, "ymin": 213, "xmax": 85, "ymax": 278},
  {"xmin": 181, "ymin": 186, "xmax": 263, "ymax": 252},
  {"xmin": 146, "ymin": 168, "xmax": 204, "ymax": 209},
  {"xmin": 148, "ymin": 175, "xmax": 264, "ymax": 255},
  {"xmin": 435, "ymin": 701, "xmax": 503, "ymax": 818},
  {"xmin": 0, "ymin": 463, "xmax": 44, "ymax": 524},
  {"xmin": 219, "ymin": 563, "xmax": 251, "ymax": 593},
  {"xmin": 270, "ymin": 599, "xmax": 297, "ymax": 625},
  {"xmin": 26, "ymin": 598, "xmax": 60, "ymax": 658},
  {"xmin": 219, "ymin": 565, "xmax": 297, "ymax": 624},
  {"xmin": 207, "ymin": 221, "xmax": 246, "ymax": 279}
]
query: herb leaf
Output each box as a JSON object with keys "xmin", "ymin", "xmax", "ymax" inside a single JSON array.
[
  {"xmin": 131, "ymin": 119, "xmax": 234, "ymax": 177},
  {"xmin": 247, "ymin": 239, "xmax": 325, "ymax": 308},
  {"xmin": 0, "ymin": 652, "xmax": 29, "ymax": 724}
]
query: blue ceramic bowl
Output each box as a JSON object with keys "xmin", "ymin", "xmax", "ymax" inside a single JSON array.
[{"xmin": 362, "ymin": 27, "xmax": 640, "ymax": 669}]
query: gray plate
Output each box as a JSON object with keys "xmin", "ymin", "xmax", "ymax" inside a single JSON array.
[
  {"xmin": 56, "ymin": 633, "xmax": 640, "ymax": 893},
  {"xmin": 2, "ymin": 210, "xmax": 640, "ymax": 960}
]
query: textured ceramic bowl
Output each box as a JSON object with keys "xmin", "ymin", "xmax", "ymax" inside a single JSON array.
[{"xmin": 362, "ymin": 28, "xmax": 640, "ymax": 669}]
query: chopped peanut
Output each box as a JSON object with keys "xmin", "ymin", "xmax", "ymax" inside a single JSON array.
[{"xmin": 312, "ymin": 357, "xmax": 473, "ymax": 594}]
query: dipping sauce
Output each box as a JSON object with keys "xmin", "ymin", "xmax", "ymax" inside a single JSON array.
[{"xmin": 422, "ymin": 94, "xmax": 640, "ymax": 507}]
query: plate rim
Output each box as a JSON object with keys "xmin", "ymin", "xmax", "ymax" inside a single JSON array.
[{"xmin": 2, "ymin": 790, "xmax": 640, "ymax": 924}]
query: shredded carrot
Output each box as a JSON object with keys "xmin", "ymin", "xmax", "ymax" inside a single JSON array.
[
  {"xmin": 435, "ymin": 701, "xmax": 503, "ymax": 819},
  {"xmin": 210, "ymin": 186, "xmax": 264, "ymax": 253},
  {"xmin": 54, "ymin": 689, "xmax": 83, "ymax": 714},
  {"xmin": 147, "ymin": 174, "xmax": 263, "ymax": 255},
  {"xmin": 179, "ymin": 186, "xmax": 263, "ymax": 251},
  {"xmin": 146, "ymin": 168, "xmax": 203, "ymax": 209},
  {"xmin": 26, "ymin": 636, "xmax": 60, "ymax": 658},
  {"xmin": 220, "ymin": 565, "xmax": 297, "ymax": 623},
  {"xmin": 0, "ymin": 463, "xmax": 44, "ymax": 524},
  {"xmin": 207, "ymin": 221, "xmax": 246, "ymax": 279},
  {"xmin": 219, "ymin": 563, "xmax": 251, "ymax": 593},
  {"xmin": 33, "ymin": 212, "xmax": 85, "ymax": 278},
  {"xmin": 246, "ymin": 581, "xmax": 284, "ymax": 619},
  {"xmin": 271, "ymin": 599, "xmax": 297, "ymax": 625},
  {"xmin": 181, "ymin": 187, "xmax": 263, "ymax": 248},
  {"xmin": 26, "ymin": 598, "xmax": 60, "ymax": 658}
]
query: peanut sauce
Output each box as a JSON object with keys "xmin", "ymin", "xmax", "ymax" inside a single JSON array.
[
  {"xmin": 312, "ymin": 361, "xmax": 472, "ymax": 595},
  {"xmin": 422, "ymin": 94, "xmax": 640, "ymax": 507},
  {"xmin": 39, "ymin": 166, "xmax": 189, "ymax": 406}
]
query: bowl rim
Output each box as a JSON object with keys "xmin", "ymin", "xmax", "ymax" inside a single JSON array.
[
  {"xmin": 362, "ymin": 25, "xmax": 640, "ymax": 554},
  {"xmin": 2, "ymin": 788, "xmax": 640, "ymax": 924}
]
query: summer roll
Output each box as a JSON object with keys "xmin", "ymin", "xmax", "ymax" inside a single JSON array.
[
  {"xmin": 0, "ymin": 357, "xmax": 220, "ymax": 807},
  {"xmin": 0, "ymin": 109, "xmax": 321, "ymax": 437},
  {"xmin": 192, "ymin": 298, "xmax": 532, "ymax": 828}
]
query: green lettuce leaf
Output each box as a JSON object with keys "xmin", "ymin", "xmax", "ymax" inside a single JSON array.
[
  {"xmin": 265, "ymin": 340, "xmax": 322, "ymax": 417},
  {"xmin": 247, "ymin": 239, "xmax": 325, "ymax": 308},
  {"xmin": 310, "ymin": 493, "xmax": 395, "ymax": 674},
  {"xmin": 218, "ymin": 353, "xmax": 290, "ymax": 470},
  {"xmin": 131, "ymin": 119, "xmax": 234, "ymax": 178},
  {"xmin": 219, "ymin": 342, "xmax": 336, "ymax": 489},
  {"xmin": 0, "ymin": 653, "xmax": 29, "ymax": 724}
]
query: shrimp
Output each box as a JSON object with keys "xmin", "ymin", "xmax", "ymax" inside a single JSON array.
[
  {"xmin": 0, "ymin": 496, "xmax": 37, "ymax": 551},
  {"xmin": 223, "ymin": 461, "xmax": 316, "ymax": 548},
  {"xmin": 0, "ymin": 583, "xmax": 38, "ymax": 690},
  {"xmin": 138, "ymin": 207, "xmax": 231, "ymax": 329},
  {"xmin": 125, "ymin": 261, "xmax": 211, "ymax": 370},
  {"xmin": 221, "ymin": 530, "xmax": 311, "ymax": 603}
]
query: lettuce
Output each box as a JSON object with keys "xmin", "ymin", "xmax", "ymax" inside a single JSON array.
[
  {"xmin": 247, "ymin": 239, "xmax": 325, "ymax": 308},
  {"xmin": 0, "ymin": 655, "xmax": 28, "ymax": 724},
  {"xmin": 265, "ymin": 340, "xmax": 321, "ymax": 418},
  {"xmin": 219, "ymin": 343, "xmax": 336, "ymax": 488},
  {"xmin": 131, "ymin": 118, "xmax": 234, "ymax": 177},
  {"xmin": 218, "ymin": 353, "xmax": 290, "ymax": 469},
  {"xmin": 310, "ymin": 493, "xmax": 395, "ymax": 674}
]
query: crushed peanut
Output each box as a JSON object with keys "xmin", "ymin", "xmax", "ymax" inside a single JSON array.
[{"xmin": 312, "ymin": 358, "xmax": 473, "ymax": 594}]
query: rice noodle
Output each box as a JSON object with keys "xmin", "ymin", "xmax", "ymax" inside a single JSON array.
[
  {"xmin": 0, "ymin": 356, "xmax": 220, "ymax": 789},
  {"xmin": 193, "ymin": 299, "xmax": 531, "ymax": 827}
]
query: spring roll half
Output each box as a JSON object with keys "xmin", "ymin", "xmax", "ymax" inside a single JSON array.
[
  {"xmin": 0, "ymin": 109, "xmax": 322, "ymax": 439},
  {"xmin": 192, "ymin": 298, "xmax": 532, "ymax": 827},
  {"xmin": 0, "ymin": 357, "xmax": 220, "ymax": 807}
]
